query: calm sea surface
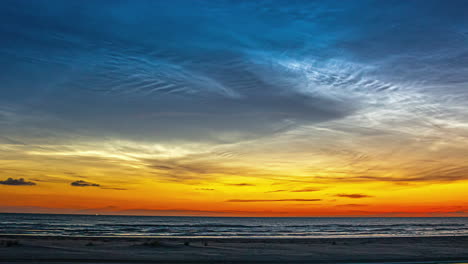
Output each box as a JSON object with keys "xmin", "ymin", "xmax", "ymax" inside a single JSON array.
[{"xmin": 0, "ymin": 213, "xmax": 467, "ymax": 238}]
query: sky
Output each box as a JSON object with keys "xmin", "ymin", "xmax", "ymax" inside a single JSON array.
[{"xmin": 1, "ymin": 0, "xmax": 468, "ymax": 217}]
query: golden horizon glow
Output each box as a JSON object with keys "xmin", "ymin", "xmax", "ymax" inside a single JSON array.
[{"xmin": 1, "ymin": 134, "xmax": 467, "ymax": 217}]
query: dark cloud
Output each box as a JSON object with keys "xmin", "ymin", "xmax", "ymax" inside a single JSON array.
[
  {"xmin": 226, "ymin": 199, "xmax": 321, "ymax": 202},
  {"xmin": 0, "ymin": 178, "xmax": 35, "ymax": 186},
  {"xmin": 111, "ymin": 208, "xmax": 293, "ymax": 216},
  {"xmin": 335, "ymin": 194, "xmax": 372, "ymax": 199},
  {"xmin": 117, "ymin": 209, "xmax": 233, "ymax": 216},
  {"xmin": 70, "ymin": 180, "xmax": 126, "ymax": 190},
  {"xmin": 195, "ymin": 188, "xmax": 215, "ymax": 191},
  {"xmin": 70, "ymin": 180, "xmax": 100, "ymax": 187}
]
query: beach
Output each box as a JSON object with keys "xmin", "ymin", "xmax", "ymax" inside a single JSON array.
[{"xmin": 1, "ymin": 235, "xmax": 467, "ymax": 263}]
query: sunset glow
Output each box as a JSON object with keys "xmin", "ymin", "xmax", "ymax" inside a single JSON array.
[{"xmin": 1, "ymin": 0, "xmax": 468, "ymax": 217}]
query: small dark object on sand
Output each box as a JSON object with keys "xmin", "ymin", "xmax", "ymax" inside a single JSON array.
[
  {"xmin": 142, "ymin": 240, "xmax": 161, "ymax": 247},
  {"xmin": 184, "ymin": 241, "xmax": 190, "ymax": 246},
  {"xmin": 332, "ymin": 241, "xmax": 337, "ymax": 245},
  {"xmin": 204, "ymin": 242, "xmax": 208, "ymax": 246},
  {"xmin": 86, "ymin": 242, "xmax": 95, "ymax": 246}
]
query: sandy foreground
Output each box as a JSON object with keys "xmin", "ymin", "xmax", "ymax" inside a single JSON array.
[{"xmin": 0, "ymin": 235, "xmax": 467, "ymax": 263}]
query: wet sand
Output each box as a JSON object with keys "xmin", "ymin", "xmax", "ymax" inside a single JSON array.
[{"xmin": 0, "ymin": 235, "xmax": 467, "ymax": 263}]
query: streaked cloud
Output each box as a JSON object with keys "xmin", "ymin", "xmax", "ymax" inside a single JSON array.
[
  {"xmin": 195, "ymin": 188, "xmax": 215, "ymax": 191},
  {"xmin": 335, "ymin": 204, "xmax": 367, "ymax": 207},
  {"xmin": 291, "ymin": 188, "xmax": 322, "ymax": 192},
  {"xmin": 335, "ymin": 194, "xmax": 373, "ymax": 199},
  {"xmin": 100, "ymin": 187, "xmax": 128, "ymax": 191},
  {"xmin": 266, "ymin": 188, "xmax": 321, "ymax": 193},
  {"xmin": 225, "ymin": 183, "xmax": 255, "ymax": 187}
]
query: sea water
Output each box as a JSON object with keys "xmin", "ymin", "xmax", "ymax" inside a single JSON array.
[{"xmin": 1, "ymin": 213, "xmax": 467, "ymax": 238}]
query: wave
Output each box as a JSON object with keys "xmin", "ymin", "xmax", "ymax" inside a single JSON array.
[{"xmin": 1, "ymin": 214, "xmax": 467, "ymax": 238}]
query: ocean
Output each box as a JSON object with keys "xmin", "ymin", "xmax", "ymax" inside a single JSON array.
[{"xmin": 0, "ymin": 213, "xmax": 467, "ymax": 238}]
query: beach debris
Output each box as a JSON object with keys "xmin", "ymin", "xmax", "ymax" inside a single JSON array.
[
  {"xmin": 204, "ymin": 242, "xmax": 208, "ymax": 247},
  {"xmin": 184, "ymin": 241, "xmax": 190, "ymax": 246},
  {"xmin": 332, "ymin": 241, "xmax": 337, "ymax": 245},
  {"xmin": 85, "ymin": 242, "xmax": 95, "ymax": 246}
]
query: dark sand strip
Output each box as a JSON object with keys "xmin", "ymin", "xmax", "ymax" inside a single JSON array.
[{"xmin": 0, "ymin": 235, "xmax": 467, "ymax": 263}]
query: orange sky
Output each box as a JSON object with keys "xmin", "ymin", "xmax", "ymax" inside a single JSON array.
[{"xmin": 1, "ymin": 135, "xmax": 468, "ymax": 217}]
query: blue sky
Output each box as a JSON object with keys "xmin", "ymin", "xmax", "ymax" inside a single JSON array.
[{"xmin": 1, "ymin": 0, "xmax": 467, "ymax": 144}]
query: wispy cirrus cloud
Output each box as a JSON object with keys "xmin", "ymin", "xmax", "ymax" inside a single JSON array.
[
  {"xmin": 266, "ymin": 188, "xmax": 321, "ymax": 193},
  {"xmin": 291, "ymin": 188, "xmax": 321, "ymax": 192}
]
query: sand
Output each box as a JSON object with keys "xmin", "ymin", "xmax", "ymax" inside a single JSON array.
[{"xmin": 0, "ymin": 235, "xmax": 467, "ymax": 263}]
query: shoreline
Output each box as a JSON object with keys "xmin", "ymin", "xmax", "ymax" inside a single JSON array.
[
  {"xmin": 0, "ymin": 235, "xmax": 467, "ymax": 263},
  {"xmin": 2, "ymin": 233, "xmax": 468, "ymax": 240}
]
